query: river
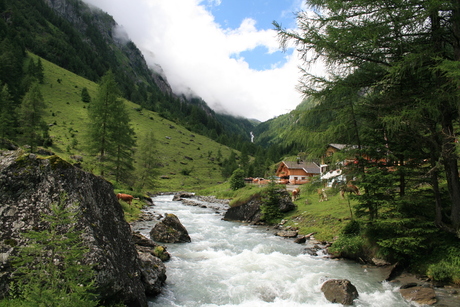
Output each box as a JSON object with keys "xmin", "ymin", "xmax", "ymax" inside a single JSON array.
[{"xmin": 132, "ymin": 195, "xmax": 409, "ymax": 307}]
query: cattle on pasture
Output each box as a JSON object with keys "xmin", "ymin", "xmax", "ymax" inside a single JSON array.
[
  {"xmin": 116, "ymin": 193, "xmax": 134, "ymax": 205},
  {"xmin": 318, "ymin": 188, "xmax": 328, "ymax": 202},
  {"xmin": 292, "ymin": 188, "xmax": 300, "ymax": 201},
  {"xmin": 340, "ymin": 184, "xmax": 360, "ymax": 199}
]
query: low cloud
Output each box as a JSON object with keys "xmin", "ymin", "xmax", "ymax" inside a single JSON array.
[{"xmin": 83, "ymin": 0, "xmax": 323, "ymax": 121}]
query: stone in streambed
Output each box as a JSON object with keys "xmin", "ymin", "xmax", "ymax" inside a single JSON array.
[
  {"xmin": 321, "ymin": 279, "xmax": 359, "ymax": 305},
  {"xmin": 149, "ymin": 213, "xmax": 191, "ymax": 243}
]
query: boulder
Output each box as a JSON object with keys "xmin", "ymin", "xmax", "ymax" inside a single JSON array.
[
  {"xmin": 138, "ymin": 252, "xmax": 167, "ymax": 296},
  {"xmin": 0, "ymin": 150, "xmax": 161, "ymax": 306},
  {"xmin": 400, "ymin": 286, "xmax": 436, "ymax": 305},
  {"xmin": 133, "ymin": 232, "xmax": 171, "ymax": 261},
  {"xmin": 224, "ymin": 189, "xmax": 296, "ymax": 224},
  {"xmin": 321, "ymin": 279, "xmax": 359, "ymax": 305},
  {"xmin": 275, "ymin": 230, "xmax": 298, "ymax": 238},
  {"xmin": 172, "ymin": 192, "xmax": 195, "ymax": 201},
  {"xmin": 150, "ymin": 213, "xmax": 191, "ymax": 243}
]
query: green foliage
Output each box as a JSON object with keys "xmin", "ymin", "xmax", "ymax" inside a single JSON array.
[
  {"xmin": 260, "ymin": 181, "xmax": 284, "ymax": 223},
  {"xmin": 229, "ymin": 168, "xmax": 245, "ymax": 190},
  {"xmin": 86, "ymin": 70, "xmax": 136, "ymax": 180},
  {"xmin": 328, "ymin": 235, "xmax": 367, "ymax": 260},
  {"xmin": 81, "ymin": 87, "xmax": 91, "ymax": 103},
  {"xmin": 134, "ymin": 130, "xmax": 159, "ymax": 191},
  {"xmin": 7, "ymin": 195, "xmax": 97, "ymax": 306},
  {"xmin": 427, "ymin": 245, "xmax": 460, "ymax": 285},
  {"xmin": 18, "ymin": 82, "xmax": 47, "ymax": 152},
  {"xmin": 341, "ymin": 220, "xmax": 361, "ymax": 236},
  {"xmin": 365, "ymin": 218, "xmax": 439, "ymax": 263},
  {"xmin": 0, "ymin": 84, "xmax": 15, "ymax": 139}
]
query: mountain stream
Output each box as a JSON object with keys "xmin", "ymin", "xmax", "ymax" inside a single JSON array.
[{"xmin": 132, "ymin": 194, "xmax": 410, "ymax": 307}]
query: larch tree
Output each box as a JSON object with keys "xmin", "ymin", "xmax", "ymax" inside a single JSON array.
[
  {"xmin": 134, "ymin": 130, "xmax": 159, "ymax": 191},
  {"xmin": 87, "ymin": 70, "xmax": 136, "ymax": 179},
  {"xmin": 275, "ymin": 0, "xmax": 460, "ymax": 235},
  {"xmin": 18, "ymin": 82, "xmax": 47, "ymax": 152}
]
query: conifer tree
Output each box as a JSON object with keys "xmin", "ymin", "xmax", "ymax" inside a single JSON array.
[
  {"xmin": 134, "ymin": 130, "xmax": 159, "ymax": 190},
  {"xmin": 275, "ymin": 0, "xmax": 460, "ymax": 235},
  {"xmin": 18, "ymin": 82, "xmax": 46, "ymax": 152},
  {"xmin": 87, "ymin": 70, "xmax": 136, "ymax": 179},
  {"xmin": 0, "ymin": 84, "xmax": 16, "ymax": 140},
  {"xmin": 81, "ymin": 87, "xmax": 91, "ymax": 103},
  {"xmin": 229, "ymin": 168, "xmax": 245, "ymax": 190}
]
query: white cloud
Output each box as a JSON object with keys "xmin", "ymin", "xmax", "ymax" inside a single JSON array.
[{"xmin": 82, "ymin": 0, "xmax": 321, "ymax": 121}]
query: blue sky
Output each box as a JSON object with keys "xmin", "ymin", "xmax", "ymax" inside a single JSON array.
[
  {"xmin": 83, "ymin": 0, "xmax": 320, "ymax": 121},
  {"xmin": 209, "ymin": 0, "xmax": 297, "ymax": 70}
]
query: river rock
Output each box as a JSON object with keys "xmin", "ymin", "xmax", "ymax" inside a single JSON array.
[
  {"xmin": 173, "ymin": 192, "xmax": 195, "ymax": 201},
  {"xmin": 138, "ymin": 252, "xmax": 167, "ymax": 296},
  {"xmin": 133, "ymin": 232, "xmax": 171, "ymax": 261},
  {"xmin": 223, "ymin": 189, "xmax": 296, "ymax": 224},
  {"xmin": 0, "ymin": 150, "xmax": 154, "ymax": 306},
  {"xmin": 149, "ymin": 213, "xmax": 191, "ymax": 243},
  {"xmin": 275, "ymin": 230, "xmax": 298, "ymax": 238},
  {"xmin": 400, "ymin": 285, "xmax": 437, "ymax": 305},
  {"xmin": 321, "ymin": 279, "xmax": 359, "ymax": 305}
]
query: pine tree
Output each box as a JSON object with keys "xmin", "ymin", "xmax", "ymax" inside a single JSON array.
[
  {"xmin": 18, "ymin": 82, "xmax": 46, "ymax": 152},
  {"xmin": 10, "ymin": 196, "xmax": 98, "ymax": 306}
]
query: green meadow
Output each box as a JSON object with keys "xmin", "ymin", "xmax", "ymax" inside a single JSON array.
[{"xmin": 33, "ymin": 53, "xmax": 236, "ymax": 193}]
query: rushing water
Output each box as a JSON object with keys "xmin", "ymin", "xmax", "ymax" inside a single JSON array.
[{"xmin": 133, "ymin": 195, "xmax": 409, "ymax": 307}]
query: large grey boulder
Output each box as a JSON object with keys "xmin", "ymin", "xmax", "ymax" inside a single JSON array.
[
  {"xmin": 223, "ymin": 189, "xmax": 296, "ymax": 224},
  {"xmin": 321, "ymin": 279, "xmax": 359, "ymax": 305},
  {"xmin": 0, "ymin": 150, "xmax": 163, "ymax": 306},
  {"xmin": 150, "ymin": 213, "xmax": 191, "ymax": 243}
]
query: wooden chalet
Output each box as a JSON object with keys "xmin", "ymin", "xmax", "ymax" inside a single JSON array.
[{"xmin": 276, "ymin": 161, "xmax": 323, "ymax": 185}]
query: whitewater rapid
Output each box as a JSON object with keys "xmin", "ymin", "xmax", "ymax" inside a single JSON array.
[{"xmin": 132, "ymin": 195, "xmax": 409, "ymax": 307}]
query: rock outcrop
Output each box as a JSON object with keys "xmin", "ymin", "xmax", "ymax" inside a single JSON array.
[
  {"xmin": 0, "ymin": 150, "xmax": 164, "ymax": 306},
  {"xmin": 400, "ymin": 285, "xmax": 437, "ymax": 305},
  {"xmin": 223, "ymin": 189, "xmax": 296, "ymax": 224},
  {"xmin": 150, "ymin": 213, "xmax": 191, "ymax": 243},
  {"xmin": 321, "ymin": 279, "xmax": 359, "ymax": 305}
]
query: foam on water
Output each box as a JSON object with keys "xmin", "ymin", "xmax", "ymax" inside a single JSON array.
[{"xmin": 136, "ymin": 195, "xmax": 409, "ymax": 307}]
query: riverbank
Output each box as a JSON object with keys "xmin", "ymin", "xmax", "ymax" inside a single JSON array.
[
  {"xmin": 136, "ymin": 194, "xmax": 411, "ymax": 306},
  {"xmin": 167, "ymin": 192, "xmax": 460, "ymax": 306}
]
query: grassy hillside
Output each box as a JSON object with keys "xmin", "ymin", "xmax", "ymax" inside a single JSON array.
[{"xmin": 33, "ymin": 53, "xmax": 236, "ymax": 192}]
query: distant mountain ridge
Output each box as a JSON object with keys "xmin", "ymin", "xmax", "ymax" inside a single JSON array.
[{"xmin": 6, "ymin": 0, "xmax": 256, "ymax": 151}]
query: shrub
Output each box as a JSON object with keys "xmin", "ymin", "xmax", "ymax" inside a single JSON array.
[
  {"xmin": 229, "ymin": 168, "xmax": 245, "ymax": 190},
  {"xmin": 427, "ymin": 246, "xmax": 460, "ymax": 284},
  {"xmin": 7, "ymin": 195, "xmax": 98, "ymax": 306},
  {"xmin": 328, "ymin": 235, "xmax": 366, "ymax": 260},
  {"xmin": 260, "ymin": 181, "xmax": 284, "ymax": 223}
]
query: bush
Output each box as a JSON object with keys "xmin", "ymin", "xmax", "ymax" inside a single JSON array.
[
  {"xmin": 260, "ymin": 181, "xmax": 284, "ymax": 223},
  {"xmin": 341, "ymin": 220, "xmax": 361, "ymax": 236},
  {"xmin": 427, "ymin": 246, "xmax": 460, "ymax": 284},
  {"xmin": 328, "ymin": 235, "xmax": 367, "ymax": 260},
  {"xmin": 229, "ymin": 168, "xmax": 245, "ymax": 190}
]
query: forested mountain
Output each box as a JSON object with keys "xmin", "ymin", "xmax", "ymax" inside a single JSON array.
[
  {"xmin": 0, "ymin": 0, "xmax": 256, "ymax": 152},
  {"xmin": 253, "ymin": 97, "xmax": 318, "ymax": 156}
]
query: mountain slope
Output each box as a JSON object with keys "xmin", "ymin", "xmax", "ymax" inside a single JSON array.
[
  {"xmin": 36, "ymin": 53, "xmax": 236, "ymax": 191},
  {"xmin": 4, "ymin": 0, "xmax": 256, "ymax": 150}
]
